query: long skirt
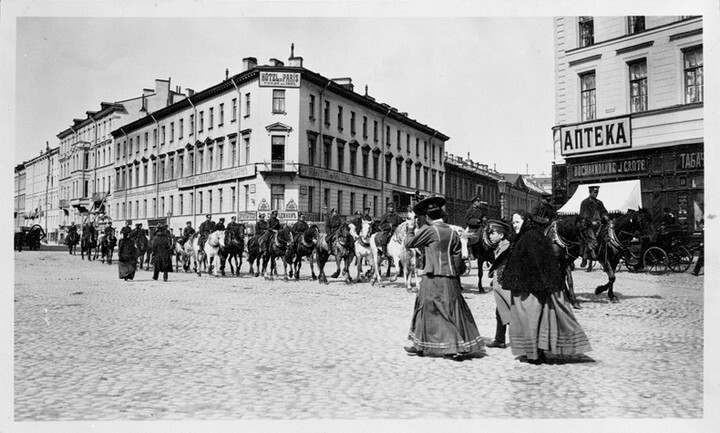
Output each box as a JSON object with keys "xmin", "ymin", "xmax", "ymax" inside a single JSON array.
[
  {"xmin": 407, "ymin": 275, "xmax": 484, "ymax": 356},
  {"xmin": 118, "ymin": 241, "xmax": 138, "ymax": 280},
  {"xmin": 509, "ymin": 290, "xmax": 592, "ymax": 360},
  {"xmin": 493, "ymin": 283, "xmax": 512, "ymax": 326}
]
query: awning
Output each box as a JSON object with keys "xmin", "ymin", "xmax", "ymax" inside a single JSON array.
[{"xmin": 557, "ymin": 180, "xmax": 642, "ymax": 215}]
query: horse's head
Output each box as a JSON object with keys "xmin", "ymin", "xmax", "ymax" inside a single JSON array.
[
  {"xmin": 360, "ymin": 220, "xmax": 373, "ymax": 240},
  {"xmin": 304, "ymin": 224, "xmax": 319, "ymax": 244}
]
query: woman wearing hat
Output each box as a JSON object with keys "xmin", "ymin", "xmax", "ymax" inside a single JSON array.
[
  {"xmin": 501, "ymin": 210, "xmax": 591, "ymax": 365},
  {"xmin": 403, "ymin": 196, "xmax": 484, "ymax": 361},
  {"xmin": 117, "ymin": 226, "xmax": 138, "ymax": 281}
]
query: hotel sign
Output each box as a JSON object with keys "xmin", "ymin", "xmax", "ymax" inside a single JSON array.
[
  {"xmin": 177, "ymin": 164, "xmax": 255, "ymax": 189},
  {"xmin": 560, "ymin": 116, "xmax": 631, "ymax": 156},
  {"xmin": 259, "ymin": 72, "xmax": 301, "ymax": 88},
  {"xmin": 298, "ymin": 165, "xmax": 382, "ymax": 190}
]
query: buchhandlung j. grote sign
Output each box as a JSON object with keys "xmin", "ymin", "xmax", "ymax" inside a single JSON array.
[{"xmin": 560, "ymin": 116, "xmax": 631, "ymax": 156}]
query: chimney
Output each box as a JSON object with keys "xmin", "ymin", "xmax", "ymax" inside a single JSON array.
[
  {"xmin": 288, "ymin": 56, "xmax": 303, "ymax": 67},
  {"xmin": 242, "ymin": 57, "xmax": 257, "ymax": 71},
  {"xmin": 269, "ymin": 58, "xmax": 284, "ymax": 67},
  {"xmin": 331, "ymin": 77, "xmax": 353, "ymax": 92},
  {"xmin": 225, "ymin": 69, "xmax": 229, "ymax": 80},
  {"xmin": 186, "ymin": 88, "xmax": 195, "ymax": 97}
]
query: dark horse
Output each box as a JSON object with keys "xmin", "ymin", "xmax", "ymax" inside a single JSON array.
[
  {"xmin": 220, "ymin": 224, "xmax": 246, "ymax": 276},
  {"xmin": 97, "ymin": 232, "xmax": 117, "ymax": 264},
  {"xmin": 259, "ymin": 226, "xmax": 294, "ymax": 280},
  {"xmin": 467, "ymin": 223, "xmax": 496, "ymax": 291},
  {"xmin": 66, "ymin": 230, "xmax": 80, "ymax": 255},
  {"xmin": 134, "ymin": 230, "xmax": 150, "ymax": 270},
  {"xmin": 546, "ymin": 216, "xmax": 588, "ymax": 309},
  {"xmin": 593, "ymin": 209, "xmax": 656, "ymax": 302},
  {"xmin": 246, "ymin": 232, "xmax": 263, "ymax": 277},
  {"xmin": 290, "ymin": 224, "xmax": 320, "ymax": 280},
  {"xmin": 316, "ymin": 223, "xmax": 355, "ymax": 285},
  {"xmin": 80, "ymin": 229, "xmax": 97, "ymax": 260}
]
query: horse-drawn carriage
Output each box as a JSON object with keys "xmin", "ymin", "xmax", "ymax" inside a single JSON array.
[
  {"xmin": 15, "ymin": 224, "xmax": 46, "ymax": 251},
  {"xmin": 624, "ymin": 223, "xmax": 694, "ymax": 274}
]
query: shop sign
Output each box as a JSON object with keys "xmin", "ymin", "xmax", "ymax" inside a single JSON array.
[
  {"xmin": 677, "ymin": 151, "xmax": 703, "ymax": 170},
  {"xmin": 571, "ymin": 158, "xmax": 647, "ymax": 179},
  {"xmin": 298, "ymin": 165, "xmax": 382, "ymax": 190},
  {"xmin": 237, "ymin": 211, "xmax": 257, "ymax": 220},
  {"xmin": 177, "ymin": 165, "xmax": 255, "ymax": 189},
  {"xmin": 259, "ymin": 72, "xmax": 301, "ymax": 88},
  {"xmin": 560, "ymin": 116, "xmax": 631, "ymax": 156},
  {"xmin": 277, "ymin": 211, "xmax": 298, "ymax": 221}
]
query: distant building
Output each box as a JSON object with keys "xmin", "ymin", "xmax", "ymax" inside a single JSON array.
[
  {"xmin": 552, "ymin": 16, "xmax": 703, "ymax": 233},
  {"xmin": 14, "ymin": 145, "xmax": 60, "ymax": 241},
  {"xmin": 498, "ymin": 173, "xmax": 546, "ymax": 220},
  {"xmin": 443, "ymin": 153, "xmax": 502, "ymax": 225}
]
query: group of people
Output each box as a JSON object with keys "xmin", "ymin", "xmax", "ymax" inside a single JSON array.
[
  {"xmin": 402, "ymin": 194, "xmax": 592, "ymax": 364},
  {"xmin": 114, "ymin": 220, "xmax": 174, "ymax": 282}
]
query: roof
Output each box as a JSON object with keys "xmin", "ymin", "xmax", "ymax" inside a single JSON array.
[{"xmin": 557, "ymin": 180, "xmax": 643, "ymax": 215}]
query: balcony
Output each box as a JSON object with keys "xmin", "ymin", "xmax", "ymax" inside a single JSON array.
[{"xmin": 258, "ymin": 160, "xmax": 298, "ymax": 179}]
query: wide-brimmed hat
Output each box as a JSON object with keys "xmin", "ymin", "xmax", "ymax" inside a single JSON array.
[
  {"xmin": 413, "ymin": 196, "xmax": 446, "ymax": 216},
  {"xmin": 487, "ymin": 219, "xmax": 510, "ymax": 235}
]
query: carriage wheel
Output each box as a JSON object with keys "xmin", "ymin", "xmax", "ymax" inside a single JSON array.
[
  {"xmin": 668, "ymin": 246, "xmax": 693, "ymax": 273},
  {"xmin": 643, "ymin": 247, "xmax": 668, "ymax": 274}
]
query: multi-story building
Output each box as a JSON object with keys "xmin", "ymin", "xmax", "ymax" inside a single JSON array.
[
  {"xmin": 443, "ymin": 153, "xmax": 502, "ymax": 224},
  {"xmin": 498, "ymin": 173, "xmax": 546, "ymax": 220},
  {"xmin": 552, "ymin": 16, "xmax": 703, "ymax": 234},
  {"xmin": 111, "ymin": 54, "xmax": 448, "ymax": 233},
  {"xmin": 57, "ymin": 79, "xmax": 186, "ymax": 231},
  {"xmin": 14, "ymin": 145, "xmax": 60, "ymax": 241}
]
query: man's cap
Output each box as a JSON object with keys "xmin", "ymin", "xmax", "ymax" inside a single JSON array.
[
  {"xmin": 206, "ymin": 214, "xmax": 212, "ymax": 218},
  {"xmin": 588, "ymin": 185, "xmax": 600, "ymax": 191},
  {"xmin": 386, "ymin": 202, "xmax": 395, "ymax": 208},
  {"xmin": 487, "ymin": 219, "xmax": 510, "ymax": 234},
  {"xmin": 135, "ymin": 223, "xmax": 142, "ymax": 228},
  {"xmin": 330, "ymin": 208, "xmax": 337, "ymax": 213},
  {"xmin": 126, "ymin": 220, "xmax": 132, "ymax": 225},
  {"xmin": 271, "ymin": 210, "xmax": 278, "ymax": 214},
  {"xmin": 413, "ymin": 196, "xmax": 446, "ymax": 216},
  {"xmin": 231, "ymin": 216, "xmax": 237, "ymax": 220},
  {"xmin": 219, "ymin": 217, "xmax": 225, "ymax": 221},
  {"xmin": 298, "ymin": 212, "xmax": 305, "ymax": 217},
  {"xmin": 186, "ymin": 221, "xmax": 192, "ymax": 225},
  {"xmin": 259, "ymin": 213, "xmax": 265, "ymax": 218},
  {"xmin": 354, "ymin": 210, "xmax": 362, "ymax": 215},
  {"xmin": 471, "ymin": 196, "xmax": 482, "ymax": 203},
  {"xmin": 364, "ymin": 207, "xmax": 371, "ymax": 211}
]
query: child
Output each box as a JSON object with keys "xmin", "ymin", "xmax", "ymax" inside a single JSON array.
[{"xmin": 486, "ymin": 219, "xmax": 512, "ymax": 348}]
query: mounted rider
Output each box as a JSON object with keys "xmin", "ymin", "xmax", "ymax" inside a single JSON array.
[
  {"xmin": 376, "ymin": 202, "xmax": 401, "ymax": 256},
  {"xmin": 215, "ymin": 217, "xmax": 226, "ymax": 232},
  {"xmin": 104, "ymin": 222, "xmax": 115, "ymax": 237},
  {"xmin": 68, "ymin": 222, "xmax": 78, "ymax": 237},
  {"xmin": 226, "ymin": 216, "xmax": 241, "ymax": 234},
  {"xmin": 259, "ymin": 210, "xmax": 281, "ymax": 251},
  {"xmin": 324, "ymin": 208, "xmax": 344, "ymax": 248},
  {"xmin": 351, "ymin": 207, "xmax": 373, "ymax": 236},
  {"xmin": 578, "ymin": 185, "xmax": 609, "ymax": 264},
  {"xmin": 198, "ymin": 214, "xmax": 216, "ymax": 250},
  {"xmin": 291, "ymin": 212, "xmax": 309, "ymax": 236},
  {"xmin": 530, "ymin": 194, "xmax": 556, "ymax": 230},
  {"xmin": 464, "ymin": 196, "xmax": 486, "ymax": 246},
  {"xmin": 83, "ymin": 221, "xmax": 97, "ymax": 241},
  {"xmin": 255, "ymin": 213, "xmax": 268, "ymax": 238},
  {"xmin": 180, "ymin": 221, "xmax": 195, "ymax": 246}
]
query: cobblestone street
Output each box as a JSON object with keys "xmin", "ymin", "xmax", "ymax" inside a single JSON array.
[{"xmin": 11, "ymin": 249, "xmax": 712, "ymax": 430}]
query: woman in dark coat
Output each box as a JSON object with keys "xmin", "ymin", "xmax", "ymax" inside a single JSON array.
[
  {"xmin": 150, "ymin": 225, "xmax": 174, "ymax": 281},
  {"xmin": 501, "ymin": 210, "xmax": 591, "ymax": 365},
  {"xmin": 403, "ymin": 196, "xmax": 484, "ymax": 361},
  {"xmin": 117, "ymin": 231, "xmax": 138, "ymax": 281}
]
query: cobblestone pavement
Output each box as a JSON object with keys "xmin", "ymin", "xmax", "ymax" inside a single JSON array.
[{"xmin": 11, "ymin": 250, "xmax": 709, "ymax": 426}]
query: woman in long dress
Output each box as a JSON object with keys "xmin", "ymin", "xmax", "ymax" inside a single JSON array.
[
  {"xmin": 117, "ymin": 233, "xmax": 138, "ymax": 281},
  {"xmin": 502, "ymin": 210, "xmax": 591, "ymax": 364},
  {"xmin": 403, "ymin": 196, "xmax": 484, "ymax": 361}
]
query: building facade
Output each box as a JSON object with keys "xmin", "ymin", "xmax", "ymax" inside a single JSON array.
[
  {"xmin": 14, "ymin": 146, "xmax": 60, "ymax": 241},
  {"xmin": 498, "ymin": 173, "xmax": 546, "ymax": 220},
  {"xmin": 552, "ymin": 16, "xmax": 703, "ymax": 234},
  {"xmin": 111, "ymin": 55, "xmax": 448, "ymax": 234},
  {"xmin": 14, "ymin": 164, "xmax": 26, "ymax": 231},
  {"xmin": 443, "ymin": 153, "xmax": 502, "ymax": 225}
]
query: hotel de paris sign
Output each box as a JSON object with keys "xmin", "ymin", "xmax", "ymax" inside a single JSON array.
[{"xmin": 560, "ymin": 116, "xmax": 631, "ymax": 157}]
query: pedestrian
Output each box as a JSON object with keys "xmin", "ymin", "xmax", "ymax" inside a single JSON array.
[
  {"xmin": 117, "ymin": 230, "xmax": 138, "ymax": 281},
  {"xmin": 150, "ymin": 224, "xmax": 174, "ymax": 282},
  {"xmin": 485, "ymin": 219, "xmax": 512, "ymax": 349},
  {"xmin": 403, "ymin": 196, "xmax": 484, "ymax": 361},
  {"xmin": 502, "ymin": 210, "xmax": 592, "ymax": 365}
]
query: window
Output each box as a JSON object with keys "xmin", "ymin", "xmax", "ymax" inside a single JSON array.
[
  {"xmin": 416, "ymin": 138, "xmax": 420, "ymax": 156},
  {"xmin": 219, "ymin": 103, "xmax": 224, "ymax": 126},
  {"xmin": 273, "ymin": 90, "xmax": 286, "ymax": 113},
  {"xmin": 218, "ymin": 145, "xmax": 224, "ymax": 170},
  {"xmin": 180, "ymin": 194, "xmax": 184, "ymax": 215},
  {"xmin": 170, "ymin": 122, "xmax": 174, "ymax": 142},
  {"xmin": 189, "ymin": 152, "xmax": 194, "ymax": 174},
  {"xmin": 349, "ymin": 146, "xmax": 357, "ymax": 174},
  {"xmin": 160, "ymin": 158, "xmax": 165, "ymax": 182},
  {"xmin": 231, "ymin": 187, "xmax": 236, "ymax": 212},
  {"xmin": 431, "ymin": 144, "xmax": 436, "ymax": 163},
  {"xmin": 684, "ymin": 46, "xmax": 703, "ymax": 104},
  {"xmin": 406, "ymin": 162, "xmax": 412, "ymax": 186},
  {"xmin": 208, "ymin": 147, "xmax": 214, "ymax": 171},
  {"xmin": 199, "ymin": 111, "xmax": 204, "ymax": 131},
  {"xmin": 629, "ymin": 60, "xmax": 648, "ymax": 113},
  {"xmin": 324, "ymin": 101, "xmax": 330, "ymax": 126},
  {"xmin": 337, "ymin": 144, "xmax": 345, "ymax": 172},
  {"xmin": 232, "ymin": 98, "xmax": 237, "ymax": 121},
  {"xmin": 373, "ymin": 121, "xmax": 378, "ymax": 142},
  {"xmin": 161, "ymin": 197, "xmax": 165, "ymax": 217},
  {"xmin": 396, "ymin": 159, "xmax": 402, "ymax": 184},
  {"xmin": 397, "ymin": 130, "xmax": 401, "ymax": 151},
  {"xmin": 323, "ymin": 138, "xmax": 332, "ymax": 169},
  {"xmin": 162, "ymin": 126, "xmax": 166, "ymax": 144},
  {"xmin": 268, "ymin": 185, "xmax": 285, "ymax": 212},
  {"xmin": 337, "ymin": 105, "xmax": 343, "ymax": 130},
  {"xmin": 245, "ymin": 93, "xmax": 251, "ymax": 117},
  {"xmin": 179, "ymin": 119, "xmax": 184, "ymax": 139},
  {"xmin": 179, "ymin": 154, "xmax": 184, "ymax": 177},
  {"xmin": 372, "ymin": 152, "xmax": 379, "ymax": 180},
  {"xmin": 144, "ymin": 132, "xmax": 148, "ymax": 150},
  {"xmin": 350, "ymin": 111, "xmax": 356, "ymax": 135},
  {"xmin": 580, "ymin": 72, "xmax": 596, "ymax": 121},
  {"xmin": 308, "ymin": 186, "xmax": 315, "ymax": 213},
  {"xmin": 189, "ymin": 114, "xmax": 194, "ymax": 135},
  {"xmin": 169, "ymin": 195, "xmax": 174, "ymax": 216},
  {"xmin": 308, "ymin": 135, "xmax": 317, "ymax": 166},
  {"xmin": 244, "ymin": 137, "xmax": 250, "ymax": 164},
  {"xmin": 386, "ymin": 126, "xmax": 391, "ymax": 146},
  {"xmin": 424, "ymin": 140, "xmax": 428, "ymax": 159},
  {"xmin": 337, "ymin": 190, "xmax": 343, "ymax": 215},
  {"xmin": 169, "ymin": 156, "xmax": 175, "ymax": 179},
  {"xmin": 244, "ymin": 185, "xmax": 249, "ymax": 211},
  {"xmin": 628, "ymin": 16, "xmax": 645, "ymax": 34},
  {"xmin": 199, "ymin": 191, "xmax": 203, "ymax": 213},
  {"xmin": 362, "ymin": 148, "xmax": 369, "ymax": 177},
  {"xmin": 385, "ymin": 155, "xmax": 392, "ymax": 182},
  {"xmin": 350, "ymin": 192, "xmax": 355, "ymax": 215},
  {"xmin": 219, "ymin": 188, "xmax": 223, "ymax": 212},
  {"xmin": 209, "ymin": 107, "xmax": 214, "ymax": 129},
  {"xmin": 309, "ymin": 94, "xmax": 316, "ymax": 119},
  {"xmin": 209, "ymin": 190, "xmax": 213, "ymax": 214},
  {"xmin": 323, "ymin": 188, "xmax": 330, "ymax": 209},
  {"xmin": 579, "ymin": 16, "xmax": 594, "ymax": 47},
  {"xmin": 230, "ymin": 138, "xmax": 237, "ymax": 167},
  {"xmin": 406, "ymin": 133, "xmax": 411, "ymax": 153},
  {"xmin": 363, "ymin": 116, "xmax": 368, "ymax": 138},
  {"xmin": 271, "ymin": 136, "xmax": 285, "ymax": 170},
  {"xmin": 198, "ymin": 150, "xmax": 204, "ymax": 174},
  {"xmin": 423, "ymin": 167, "xmax": 429, "ymax": 189}
]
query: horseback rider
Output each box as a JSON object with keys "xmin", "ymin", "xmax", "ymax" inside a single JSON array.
[
  {"xmin": 227, "ymin": 216, "xmax": 240, "ymax": 233},
  {"xmin": 132, "ymin": 223, "xmax": 144, "ymax": 239},
  {"xmin": 215, "ymin": 217, "xmax": 226, "ymax": 232},
  {"xmin": 68, "ymin": 222, "xmax": 78, "ymax": 237},
  {"xmin": 83, "ymin": 221, "xmax": 97, "ymax": 240},
  {"xmin": 464, "ymin": 196, "xmax": 486, "ymax": 246},
  {"xmin": 578, "ymin": 185, "xmax": 609, "ymax": 266},
  {"xmin": 255, "ymin": 213, "xmax": 268, "ymax": 238},
  {"xmin": 260, "ymin": 210, "xmax": 281, "ymax": 250},
  {"xmin": 324, "ymin": 207, "xmax": 344, "ymax": 248},
  {"xmin": 181, "ymin": 221, "xmax": 195, "ymax": 246},
  {"xmin": 376, "ymin": 202, "xmax": 401, "ymax": 256},
  {"xmin": 198, "ymin": 214, "xmax": 216, "ymax": 250},
  {"xmin": 291, "ymin": 212, "xmax": 309, "ymax": 236},
  {"xmin": 104, "ymin": 222, "xmax": 115, "ymax": 237},
  {"xmin": 120, "ymin": 220, "xmax": 132, "ymax": 239},
  {"xmin": 531, "ymin": 194, "xmax": 556, "ymax": 230},
  {"xmin": 351, "ymin": 210, "xmax": 364, "ymax": 236}
]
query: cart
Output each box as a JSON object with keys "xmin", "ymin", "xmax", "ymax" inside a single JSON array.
[{"xmin": 626, "ymin": 223, "xmax": 694, "ymax": 274}]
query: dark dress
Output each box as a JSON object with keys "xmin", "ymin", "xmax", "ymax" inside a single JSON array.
[
  {"xmin": 150, "ymin": 232, "xmax": 174, "ymax": 280},
  {"xmin": 118, "ymin": 238, "xmax": 138, "ymax": 280},
  {"xmin": 404, "ymin": 220, "xmax": 484, "ymax": 357},
  {"xmin": 501, "ymin": 220, "xmax": 591, "ymax": 361}
]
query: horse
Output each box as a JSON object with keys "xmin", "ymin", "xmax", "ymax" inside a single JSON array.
[
  {"xmin": 183, "ymin": 233, "xmax": 207, "ymax": 276},
  {"xmin": 24, "ymin": 225, "xmax": 46, "ymax": 250},
  {"xmin": 316, "ymin": 223, "xmax": 355, "ymax": 284},
  {"xmin": 546, "ymin": 216, "xmax": 588, "ymax": 309},
  {"xmin": 290, "ymin": 224, "xmax": 320, "ymax": 281},
  {"xmin": 65, "ymin": 230, "xmax": 79, "ymax": 255},
  {"xmin": 466, "ymin": 222, "xmax": 495, "ymax": 291},
  {"xmin": 203, "ymin": 230, "xmax": 226, "ymax": 277},
  {"xmin": 369, "ymin": 218, "xmax": 418, "ymax": 291},
  {"xmin": 349, "ymin": 220, "xmax": 376, "ymax": 282},
  {"xmin": 80, "ymin": 229, "xmax": 97, "ymax": 261},
  {"xmin": 173, "ymin": 236, "xmax": 190, "ymax": 272},
  {"xmin": 259, "ymin": 227, "xmax": 294, "ymax": 280},
  {"xmin": 593, "ymin": 209, "xmax": 656, "ymax": 303},
  {"xmin": 134, "ymin": 230, "xmax": 150, "ymax": 270},
  {"xmin": 220, "ymin": 225, "xmax": 246, "ymax": 277},
  {"xmin": 97, "ymin": 231, "xmax": 117, "ymax": 264},
  {"xmin": 246, "ymin": 232, "xmax": 265, "ymax": 277}
]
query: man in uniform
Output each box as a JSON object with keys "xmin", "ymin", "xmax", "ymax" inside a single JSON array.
[
  {"xmin": 119, "ymin": 220, "xmax": 132, "ymax": 239},
  {"xmin": 227, "ymin": 216, "xmax": 240, "ymax": 233},
  {"xmin": 464, "ymin": 196, "xmax": 486, "ymax": 246},
  {"xmin": 351, "ymin": 210, "xmax": 364, "ymax": 236},
  {"xmin": 255, "ymin": 213, "xmax": 268, "ymax": 238},
  {"xmin": 198, "ymin": 214, "xmax": 216, "ymax": 250},
  {"xmin": 659, "ymin": 207, "xmax": 677, "ymax": 226},
  {"xmin": 259, "ymin": 210, "xmax": 282, "ymax": 251},
  {"xmin": 376, "ymin": 202, "xmax": 401, "ymax": 256},
  {"xmin": 181, "ymin": 221, "xmax": 195, "ymax": 246},
  {"xmin": 215, "ymin": 217, "xmax": 226, "ymax": 232},
  {"xmin": 578, "ymin": 185, "xmax": 609, "ymax": 265},
  {"xmin": 291, "ymin": 212, "xmax": 309, "ymax": 236},
  {"xmin": 324, "ymin": 208, "xmax": 344, "ymax": 248},
  {"xmin": 104, "ymin": 221, "xmax": 115, "ymax": 237},
  {"xmin": 132, "ymin": 223, "xmax": 144, "ymax": 239},
  {"xmin": 68, "ymin": 221, "xmax": 79, "ymax": 238},
  {"xmin": 531, "ymin": 194, "xmax": 556, "ymax": 230}
]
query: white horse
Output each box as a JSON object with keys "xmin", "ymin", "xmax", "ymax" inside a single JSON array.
[
  {"xmin": 203, "ymin": 230, "xmax": 226, "ymax": 277},
  {"xmin": 349, "ymin": 220, "xmax": 375, "ymax": 282},
  {"xmin": 185, "ymin": 233, "xmax": 206, "ymax": 276},
  {"xmin": 370, "ymin": 215, "xmax": 419, "ymax": 291}
]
